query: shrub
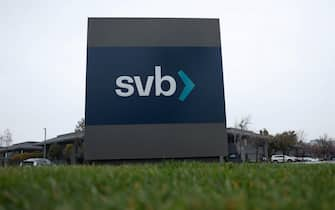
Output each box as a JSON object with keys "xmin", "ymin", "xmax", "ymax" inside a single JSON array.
[
  {"xmin": 47, "ymin": 144, "xmax": 62, "ymax": 161},
  {"xmin": 63, "ymin": 144, "xmax": 73, "ymax": 163},
  {"xmin": 9, "ymin": 152, "xmax": 43, "ymax": 165}
]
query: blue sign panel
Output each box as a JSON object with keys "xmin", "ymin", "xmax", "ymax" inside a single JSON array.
[{"xmin": 86, "ymin": 47, "xmax": 225, "ymax": 125}]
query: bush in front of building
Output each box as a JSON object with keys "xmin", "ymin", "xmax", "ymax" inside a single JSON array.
[
  {"xmin": 47, "ymin": 144, "xmax": 62, "ymax": 161},
  {"xmin": 9, "ymin": 152, "xmax": 43, "ymax": 165},
  {"xmin": 63, "ymin": 144, "xmax": 73, "ymax": 164}
]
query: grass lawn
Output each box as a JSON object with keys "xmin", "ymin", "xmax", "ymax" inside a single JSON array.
[{"xmin": 0, "ymin": 162, "xmax": 334, "ymax": 210}]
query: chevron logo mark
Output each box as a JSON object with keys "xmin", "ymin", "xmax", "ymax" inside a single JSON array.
[{"xmin": 177, "ymin": 70, "xmax": 195, "ymax": 102}]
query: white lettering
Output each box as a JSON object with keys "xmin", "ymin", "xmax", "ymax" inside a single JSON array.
[
  {"xmin": 154, "ymin": 66, "xmax": 176, "ymax": 96},
  {"xmin": 115, "ymin": 76, "xmax": 134, "ymax": 97},
  {"xmin": 134, "ymin": 76, "xmax": 154, "ymax": 96},
  {"xmin": 115, "ymin": 66, "xmax": 176, "ymax": 97}
]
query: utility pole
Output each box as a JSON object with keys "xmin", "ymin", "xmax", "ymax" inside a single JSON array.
[{"xmin": 43, "ymin": 128, "xmax": 47, "ymax": 158}]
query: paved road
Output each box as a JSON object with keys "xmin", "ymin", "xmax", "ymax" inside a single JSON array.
[{"xmin": 293, "ymin": 161, "xmax": 335, "ymax": 164}]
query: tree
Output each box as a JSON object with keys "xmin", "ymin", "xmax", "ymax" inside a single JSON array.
[
  {"xmin": 9, "ymin": 152, "xmax": 43, "ymax": 165},
  {"xmin": 47, "ymin": 144, "xmax": 62, "ymax": 161},
  {"xmin": 73, "ymin": 138, "xmax": 84, "ymax": 164},
  {"xmin": 259, "ymin": 128, "xmax": 273, "ymax": 160},
  {"xmin": 0, "ymin": 129, "xmax": 13, "ymax": 146},
  {"xmin": 235, "ymin": 115, "xmax": 251, "ymax": 131},
  {"xmin": 273, "ymin": 131, "xmax": 297, "ymax": 159},
  {"xmin": 314, "ymin": 134, "xmax": 334, "ymax": 160},
  {"xmin": 234, "ymin": 116, "xmax": 251, "ymax": 161},
  {"xmin": 63, "ymin": 144, "xmax": 74, "ymax": 164},
  {"xmin": 268, "ymin": 137, "xmax": 279, "ymax": 157},
  {"xmin": 75, "ymin": 118, "xmax": 85, "ymax": 133},
  {"xmin": 260, "ymin": 128, "xmax": 270, "ymax": 136},
  {"xmin": 297, "ymin": 130, "xmax": 306, "ymax": 143}
]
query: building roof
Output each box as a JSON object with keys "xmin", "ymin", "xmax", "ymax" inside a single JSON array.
[
  {"xmin": 35, "ymin": 131, "xmax": 84, "ymax": 146},
  {"xmin": 226, "ymin": 127, "xmax": 271, "ymax": 139},
  {"xmin": 0, "ymin": 141, "xmax": 42, "ymax": 152}
]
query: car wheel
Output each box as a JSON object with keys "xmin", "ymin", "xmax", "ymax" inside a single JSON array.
[{"xmin": 287, "ymin": 159, "xmax": 292, "ymax": 162}]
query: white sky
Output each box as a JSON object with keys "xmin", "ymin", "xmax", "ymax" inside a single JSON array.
[{"xmin": 0, "ymin": 0, "xmax": 334, "ymax": 143}]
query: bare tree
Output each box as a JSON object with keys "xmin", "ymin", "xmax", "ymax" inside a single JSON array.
[
  {"xmin": 235, "ymin": 115, "xmax": 251, "ymax": 131},
  {"xmin": 315, "ymin": 134, "xmax": 334, "ymax": 160},
  {"xmin": 74, "ymin": 118, "xmax": 85, "ymax": 133},
  {"xmin": 297, "ymin": 130, "xmax": 307, "ymax": 143},
  {"xmin": 234, "ymin": 116, "xmax": 251, "ymax": 161},
  {"xmin": 0, "ymin": 129, "xmax": 13, "ymax": 146}
]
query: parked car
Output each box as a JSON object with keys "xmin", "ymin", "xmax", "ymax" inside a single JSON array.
[
  {"xmin": 227, "ymin": 153, "xmax": 242, "ymax": 163},
  {"xmin": 20, "ymin": 158, "xmax": 53, "ymax": 167},
  {"xmin": 271, "ymin": 155, "xmax": 296, "ymax": 163},
  {"xmin": 296, "ymin": 157, "xmax": 318, "ymax": 162},
  {"xmin": 300, "ymin": 157, "xmax": 319, "ymax": 162}
]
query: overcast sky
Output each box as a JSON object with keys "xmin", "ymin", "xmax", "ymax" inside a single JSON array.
[{"xmin": 1, "ymin": 0, "xmax": 334, "ymax": 143}]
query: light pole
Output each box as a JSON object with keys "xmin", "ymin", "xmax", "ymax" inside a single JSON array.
[{"xmin": 43, "ymin": 128, "xmax": 47, "ymax": 158}]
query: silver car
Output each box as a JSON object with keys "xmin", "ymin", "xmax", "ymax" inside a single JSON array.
[{"xmin": 20, "ymin": 158, "xmax": 53, "ymax": 167}]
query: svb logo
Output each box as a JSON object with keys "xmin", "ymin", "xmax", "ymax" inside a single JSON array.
[{"xmin": 115, "ymin": 66, "xmax": 195, "ymax": 102}]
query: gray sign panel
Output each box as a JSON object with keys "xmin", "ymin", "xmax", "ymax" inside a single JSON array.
[{"xmin": 85, "ymin": 18, "xmax": 227, "ymax": 161}]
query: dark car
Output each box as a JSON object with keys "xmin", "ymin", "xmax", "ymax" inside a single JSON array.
[{"xmin": 228, "ymin": 153, "xmax": 242, "ymax": 163}]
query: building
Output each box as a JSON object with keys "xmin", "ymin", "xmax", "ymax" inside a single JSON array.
[
  {"xmin": 226, "ymin": 128, "xmax": 269, "ymax": 162},
  {"xmin": 0, "ymin": 142, "xmax": 42, "ymax": 166},
  {"xmin": 1, "ymin": 128, "xmax": 269, "ymax": 165},
  {"xmin": 35, "ymin": 131, "xmax": 84, "ymax": 164}
]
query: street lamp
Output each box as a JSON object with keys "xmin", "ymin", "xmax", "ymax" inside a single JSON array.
[{"xmin": 43, "ymin": 128, "xmax": 47, "ymax": 158}]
